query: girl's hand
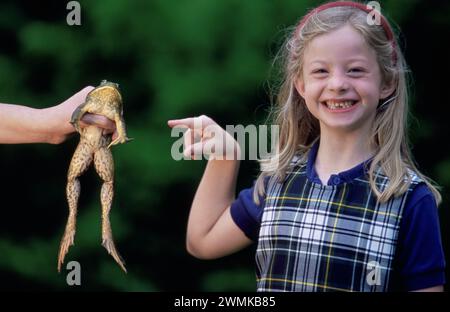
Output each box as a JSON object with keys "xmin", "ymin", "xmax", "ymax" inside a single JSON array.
[{"xmin": 168, "ymin": 115, "xmax": 240, "ymax": 160}]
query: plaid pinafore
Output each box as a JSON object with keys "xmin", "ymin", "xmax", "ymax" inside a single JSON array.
[{"xmin": 255, "ymin": 162, "xmax": 423, "ymax": 292}]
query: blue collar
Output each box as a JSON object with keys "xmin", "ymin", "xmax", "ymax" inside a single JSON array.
[{"xmin": 306, "ymin": 141, "xmax": 373, "ymax": 186}]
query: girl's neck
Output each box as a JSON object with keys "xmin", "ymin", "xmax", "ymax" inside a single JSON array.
[{"xmin": 314, "ymin": 126, "xmax": 375, "ymax": 185}]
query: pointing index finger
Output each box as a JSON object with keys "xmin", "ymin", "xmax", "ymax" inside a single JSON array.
[
  {"xmin": 168, "ymin": 117, "xmax": 197, "ymax": 129},
  {"xmin": 81, "ymin": 113, "xmax": 116, "ymax": 130}
]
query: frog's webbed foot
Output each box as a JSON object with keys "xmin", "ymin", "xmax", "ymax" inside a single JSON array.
[
  {"xmin": 102, "ymin": 227, "xmax": 127, "ymax": 273},
  {"xmin": 58, "ymin": 212, "xmax": 77, "ymax": 273},
  {"xmin": 100, "ymin": 181, "xmax": 127, "ymax": 273},
  {"xmin": 107, "ymin": 136, "xmax": 133, "ymax": 149}
]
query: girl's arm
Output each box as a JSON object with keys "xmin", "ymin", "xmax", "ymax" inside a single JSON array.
[
  {"xmin": 168, "ymin": 115, "xmax": 252, "ymax": 259},
  {"xmin": 0, "ymin": 87, "xmax": 116, "ymax": 144},
  {"xmin": 412, "ymin": 285, "xmax": 444, "ymax": 292}
]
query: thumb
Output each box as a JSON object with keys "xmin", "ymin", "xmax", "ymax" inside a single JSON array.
[{"xmin": 183, "ymin": 141, "xmax": 208, "ymax": 159}]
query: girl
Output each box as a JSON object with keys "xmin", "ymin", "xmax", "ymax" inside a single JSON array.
[{"xmin": 168, "ymin": 1, "xmax": 445, "ymax": 292}]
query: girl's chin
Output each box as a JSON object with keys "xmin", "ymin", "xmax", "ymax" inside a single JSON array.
[{"xmin": 319, "ymin": 115, "xmax": 369, "ymax": 132}]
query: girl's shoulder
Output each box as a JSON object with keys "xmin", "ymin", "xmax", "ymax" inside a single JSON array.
[
  {"xmin": 263, "ymin": 154, "xmax": 307, "ymax": 190},
  {"xmin": 403, "ymin": 169, "xmax": 438, "ymax": 206},
  {"xmin": 372, "ymin": 165, "xmax": 425, "ymax": 190},
  {"xmin": 290, "ymin": 154, "xmax": 308, "ymax": 169},
  {"xmin": 405, "ymin": 168, "xmax": 426, "ymax": 188},
  {"xmin": 403, "ymin": 168, "xmax": 432, "ymax": 194}
]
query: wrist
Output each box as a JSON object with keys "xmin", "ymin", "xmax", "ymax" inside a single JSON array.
[
  {"xmin": 226, "ymin": 133, "xmax": 242, "ymax": 160},
  {"xmin": 39, "ymin": 105, "xmax": 73, "ymax": 144},
  {"xmin": 207, "ymin": 138, "xmax": 241, "ymax": 161}
]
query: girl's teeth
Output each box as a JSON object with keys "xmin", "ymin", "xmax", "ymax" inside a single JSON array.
[{"xmin": 325, "ymin": 101, "xmax": 355, "ymax": 109}]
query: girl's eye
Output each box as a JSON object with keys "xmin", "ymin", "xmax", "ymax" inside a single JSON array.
[
  {"xmin": 348, "ymin": 68, "xmax": 365, "ymax": 74},
  {"xmin": 312, "ymin": 69, "xmax": 328, "ymax": 74}
]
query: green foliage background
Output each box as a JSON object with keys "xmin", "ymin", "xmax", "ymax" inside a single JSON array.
[{"xmin": 0, "ymin": 0, "xmax": 448, "ymax": 291}]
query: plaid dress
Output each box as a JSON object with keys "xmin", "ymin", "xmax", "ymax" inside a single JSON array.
[{"xmin": 255, "ymin": 162, "xmax": 424, "ymax": 292}]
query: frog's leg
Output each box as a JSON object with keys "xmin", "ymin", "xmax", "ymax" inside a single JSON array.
[
  {"xmin": 94, "ymin": 146, "xmax": 127, "ymax": 272},
  {"xmin": 108, "ymin": 109, "xmax": 133, "ymax": 148},
  {"xmin": 58, "ymin": 141, "xmax": 93, "ymax": 272},
  {"xmin": 70, "ymin": 102, "xmax": 89, "ymax": 133}
]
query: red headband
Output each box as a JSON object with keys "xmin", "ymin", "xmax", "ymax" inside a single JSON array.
[{"xmin": 296, "ymin": 1, "xmax": 397, "ymax": 65}]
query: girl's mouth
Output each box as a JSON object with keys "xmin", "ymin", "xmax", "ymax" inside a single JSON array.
[{"xmin": 322, "ymin": 100, "xmax": 359, "ymax": 112}]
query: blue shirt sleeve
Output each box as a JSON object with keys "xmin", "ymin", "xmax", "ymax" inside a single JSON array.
[
  {"xmin": 396, "ymin": 183, "xmax": 446, "ymax": 291},
  {"xmin": 230, "ymin": 185, "xmax": 264, "ymax": 241}
]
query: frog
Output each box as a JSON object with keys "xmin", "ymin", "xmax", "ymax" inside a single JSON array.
[{"xmin": 57, "ymin": 80, "xmax": 132, "ymax": 273}]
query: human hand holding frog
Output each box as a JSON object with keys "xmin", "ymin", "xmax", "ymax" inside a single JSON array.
[{"xmin": 0, "ymin": 86, "xmax": 119, "ymax": 144}]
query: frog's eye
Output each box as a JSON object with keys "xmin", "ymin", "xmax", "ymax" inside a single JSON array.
[{"xmin": 101, "ymin": 79, "xmax": 107, "ymax": 84}]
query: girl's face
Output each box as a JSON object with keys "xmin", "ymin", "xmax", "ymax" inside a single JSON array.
[{"xmin": 295, "ymin": 24, "xmax": 394, "ymax": 132}]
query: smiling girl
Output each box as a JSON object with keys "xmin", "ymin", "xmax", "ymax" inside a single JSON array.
[{"xmin": 169, "ymin": 1, "xmax": 445, "ymax": 292}]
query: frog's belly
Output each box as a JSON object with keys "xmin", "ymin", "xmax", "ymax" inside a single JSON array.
[{"xmin": 81, "ymin": 125, "xmax": 107, "ymax": 149}]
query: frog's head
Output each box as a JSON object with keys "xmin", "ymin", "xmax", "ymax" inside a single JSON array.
[{"xmin": 99, "ymin": 79, "xmax": 120, "ymax": 91}]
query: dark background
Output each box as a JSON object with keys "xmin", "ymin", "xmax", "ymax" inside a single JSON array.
[{"xmin": 0, "ymin": 0, "xmax": 448, "ymax": 291}]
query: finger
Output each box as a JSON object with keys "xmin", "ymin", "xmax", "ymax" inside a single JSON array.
[
  {"xmin": 80, "ymin": 114, "xmax": 116, "ymax": 130},
  {"xmin": 78, "ymin": 86, "xmax": 95, "ymax": 97},
  {"xmin": 81, "ymin": 114, "xmax": 115, "ymax": 129},
  {"xmin": 168, "ymin": 115, "xmax": 211, "ymax": 129},
  {"xmin": 111, "ymin": 130, "xmax": 118, "ymax": 141},
  {"xmin": 102, "ymin": 128, "xmax": 115, "ymax": 136},
  {"xmin": 71, "ymin": 86, "xmax": 94, "ymax": 106},
  {"xmin": 183, "ymin": 141, "xmax": 207, "ymax": 159},
  {"xmin": 168, "ymin": 118, "xmax": 197, "ymax": 129},
  {"xmin": 183, "ymin": 129, "xmax": 194, "ymax": 150},
  {"xmin": 184, "ymin": 127, "xmax": 204, "ymax": 147}
]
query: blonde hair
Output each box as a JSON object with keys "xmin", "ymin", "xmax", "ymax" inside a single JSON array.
[{"xmin": 254, "ymin": 3, "xmax": 442, "ymax": 205}]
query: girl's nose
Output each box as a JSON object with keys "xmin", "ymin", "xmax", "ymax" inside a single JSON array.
[{"xmin": 327, "ymin": 72, "xmax": 349, "ymax": 93}]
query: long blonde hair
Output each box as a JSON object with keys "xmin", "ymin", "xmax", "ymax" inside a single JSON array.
[{"xmin": 254, "ymin": 3, "xmax": 442, "ymax": 205}]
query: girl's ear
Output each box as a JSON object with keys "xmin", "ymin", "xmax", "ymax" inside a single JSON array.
[
  {"xmin": 380, "ymin": 79, "xmax": 396, "ymax": 100},
  {"xmin": 294, "ymin": 78, "xmax": 306, "ymax": 99}
]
